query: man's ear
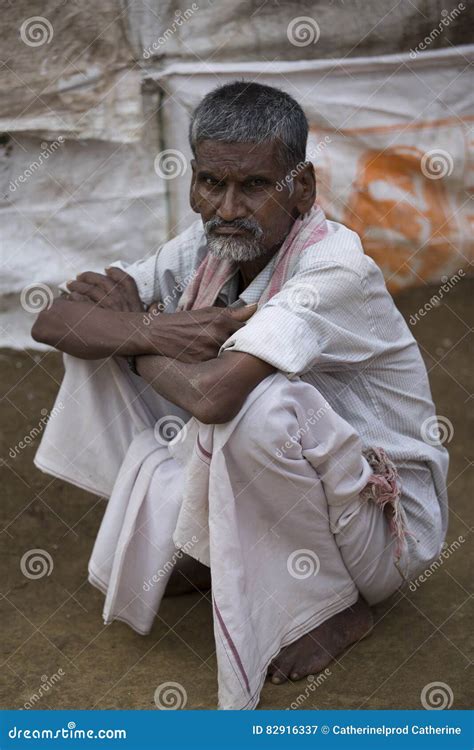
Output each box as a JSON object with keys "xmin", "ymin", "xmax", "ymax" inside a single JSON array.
[
  {"xmin": 293, "ymin": 162, "xmax": 316, "ymax": 216},
  {"xmin": 189, "ymin": 159, "xmax": 199, "ymax": 213}
]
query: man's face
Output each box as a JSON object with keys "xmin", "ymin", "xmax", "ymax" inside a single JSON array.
[{"xmin": 190, "ymin": 140, "xmax": 302, "ymax": 262}]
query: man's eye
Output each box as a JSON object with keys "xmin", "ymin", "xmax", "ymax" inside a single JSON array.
[
  {"xmin": 202, "ymin": 176, "xmax": 220, "ymax": 187},
  {"xmin": 247, "ymin": 179, "xmax": 267, "ymax": 189}
]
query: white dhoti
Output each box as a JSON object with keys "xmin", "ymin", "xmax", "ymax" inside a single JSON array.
[{"xmin": 35, "ymin": 355, "xmax": 408, "ymax": 709}]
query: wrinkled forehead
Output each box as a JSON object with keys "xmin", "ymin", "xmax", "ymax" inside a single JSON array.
[{"xmin": 194, "ymin": 139, "xmax": 284, "ymax": 176}]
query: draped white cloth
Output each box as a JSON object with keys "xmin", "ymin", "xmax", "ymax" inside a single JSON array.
[{"xmin": 35, "ymin": 355, "xmax": 406, "ymax": 709}]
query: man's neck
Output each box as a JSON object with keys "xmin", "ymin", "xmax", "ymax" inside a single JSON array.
[{"xmin": 238, "ymin": 243, "xmax": 280, "ymax": 290}]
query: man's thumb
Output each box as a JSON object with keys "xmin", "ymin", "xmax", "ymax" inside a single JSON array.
[{"xmin": 230, "ymin": 303, "xmax": 258, "ymax": 320}]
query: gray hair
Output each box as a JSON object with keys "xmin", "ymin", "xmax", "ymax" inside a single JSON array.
[{"xmin": 189, "ymin": 81, "xmax": 308, "ymax": 172}]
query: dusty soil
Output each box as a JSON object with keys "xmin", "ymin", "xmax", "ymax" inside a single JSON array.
[{"xmin": 0, "ymin": 280, "xmax": 472, "ymax": 710}]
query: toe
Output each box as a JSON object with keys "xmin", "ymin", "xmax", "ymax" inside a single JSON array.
[{"xmin": 270, "ymin": 667, "xmax": 288, "ymax": 685}]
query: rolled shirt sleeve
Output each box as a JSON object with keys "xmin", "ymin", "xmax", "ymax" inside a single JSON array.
[{"xmin": 219, "ymin": 263, "xmax": 381, "ymax": 377}]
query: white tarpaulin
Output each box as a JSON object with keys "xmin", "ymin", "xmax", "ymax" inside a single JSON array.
[
  {"xmin": 0, "ymin": 92, "xmax": 168, "ymax": 349},
  {"xmin": 154, "ymin": 45, "xmax": 473, "ymax": 293},
  {"xmin": 0, "ymin": 0, "xmax": 143, "ymax": 143}
]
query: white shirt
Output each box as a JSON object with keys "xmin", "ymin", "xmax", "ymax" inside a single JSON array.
[{"xmin": 114, "ymin": 218, "xmax": 449, "ymax": 576}]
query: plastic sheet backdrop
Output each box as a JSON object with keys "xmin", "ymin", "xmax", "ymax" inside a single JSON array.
[
  {"xmin": 0, "ymin": 93, "xmax": 168, "ymax": 349},
  {"xmin": 154, "ymin": 45, "xmax": 473, "ymax": 293}
]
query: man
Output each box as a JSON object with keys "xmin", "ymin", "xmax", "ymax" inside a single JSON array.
[{"xmin": 32, "ymin": 82, "xmax": 449, "ymax": 710}]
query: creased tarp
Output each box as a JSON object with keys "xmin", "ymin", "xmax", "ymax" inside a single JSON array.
[
  {"xmin": 153, "ymin": 45, "xmax": 473, "ymax": 293},
  {"xmin": 0, "ymin": 0, "xmax": 143, "ymax": 142},
  {"xmin": 0, "ymin": 93, "xmax": 167, "ymax": 349},
  {"xmin": 124, "ymin": 0, "xmax": 474, "ymax": 63}
]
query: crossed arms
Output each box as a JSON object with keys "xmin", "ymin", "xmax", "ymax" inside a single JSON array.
[{"xmin": 31, "ymin": 268, "xmax": 275, "ymax": 424}]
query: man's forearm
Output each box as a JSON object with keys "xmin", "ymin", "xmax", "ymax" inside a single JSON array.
[
  {"xmin": 32, "ymin": 298, "xmax": 153, "ymax": 359},
  {"xmin": 135, "ymin": 354, "xmax": 218, "ymax": 422},
  {"xmin": 136, "ymin": 350, "xmax": 275, "ymax": 424}
]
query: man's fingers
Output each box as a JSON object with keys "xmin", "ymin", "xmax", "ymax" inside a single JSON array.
[
  {"xmin": 65, "ymin": 291, "xmax": 94, "ymax": 304},
  {"xmin": 76, "ymin": 271, "xmax": 116, "ymax": 291},
  {"xmin": 67, "ymin": 280, "xmax": 109, "ymax": 302},
  {"xmin": 105, "ymin": 267, "xmax": 131, "ymax": 285},
  {"xmin": 228, "ymin": 303, "xmax": 258, "ymax": 321}
]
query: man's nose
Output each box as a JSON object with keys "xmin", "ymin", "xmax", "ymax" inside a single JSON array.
[{"xmin": 216, "ymin": 184, "xmax": 246, "ymax": 222}]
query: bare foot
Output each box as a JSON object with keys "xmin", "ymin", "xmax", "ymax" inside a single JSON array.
[
  {"xmin": 164, "ymin": 553, "xmax": 211, "ymax": 596},
  {"xmin": 268, "ymin": 597, "xmax": 373, "ymax": 684}
]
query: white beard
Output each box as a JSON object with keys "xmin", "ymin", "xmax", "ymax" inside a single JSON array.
[{"xmin": 207, "ymin": 234, "xmax": 265, "ymax": 262}]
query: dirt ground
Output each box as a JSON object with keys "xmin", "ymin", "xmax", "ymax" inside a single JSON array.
[{"xmin": 0, "ymin": 279, "xmax": 472, "ymax": 711}]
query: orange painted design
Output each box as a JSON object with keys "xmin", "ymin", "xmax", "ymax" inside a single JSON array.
[
  {"xmin": 343, "ymin": 146, "xmax": 461, "ymax": 292},
  {"xmin": 310, "ymin": 130, "xmax": 472, "ymax": 293}
]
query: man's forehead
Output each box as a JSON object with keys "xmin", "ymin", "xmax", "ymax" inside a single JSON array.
[{"xmin": 194, "ymin": 139, "xmax": 281, "ymax": 173}]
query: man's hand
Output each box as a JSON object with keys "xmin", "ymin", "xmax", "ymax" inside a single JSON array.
[
  {"xmin": 65, "ymin": 268, "xmax": 143, "ymax": 312},
  {"xmin": 143, "ymin": 303, "xmax": 258, "ymax": 363}
]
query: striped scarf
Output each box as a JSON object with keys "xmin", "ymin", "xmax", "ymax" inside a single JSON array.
[{"xmin": 177, "ymin": 204, "xmax": 328, "ymax": 311}]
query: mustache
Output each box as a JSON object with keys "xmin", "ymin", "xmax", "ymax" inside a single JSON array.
[{"xmin": 204, "ymin": 216, "xmax": 264, "ymax": 238}]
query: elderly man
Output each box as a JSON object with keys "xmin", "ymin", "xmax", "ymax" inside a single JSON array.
[{"xmin": 32, "ymin": 82, "xmax": 448, "ymax": 710}]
